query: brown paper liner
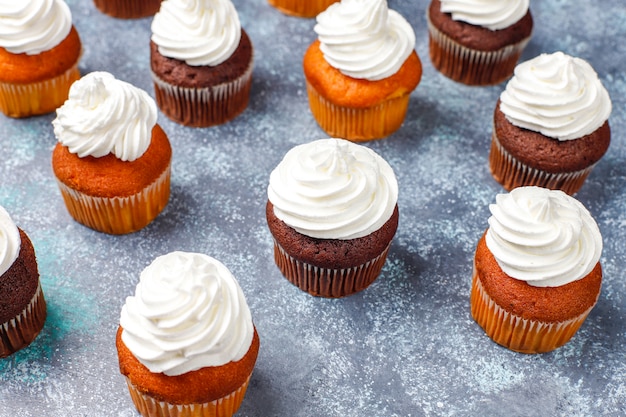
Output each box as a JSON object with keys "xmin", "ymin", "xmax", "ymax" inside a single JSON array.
[
  {"xmin": 125, "ymin": 374, "xmax": 251, "ymax": 417},
  {"xmin": 56, "ymin": 163, "xmax": 170, "ymax": 235},
  {"xmin": 267, "ymin": 0, "xmax": 338, "ymax": 17},
  {"xmin": 0, "ymin": 282, "xmax": 46, "ymax": 358},
  {"xmin": 273, "ymin": 240, "xmax": 391, "ymax": 298},
  {"xmin": 93, "ymin": 0, "xmax": 162, "ymax": 19},
  {"xmin": 151, "ymin": 60, "xmax": 253, "ymax": 128},
  {"xmin": 489, "ymin": 130, "xmax": 594, "ymax": 195},
  {"xmin": 426, "ymin": 13, "xmax": 530, "ymax": 86},
  {"xmin": 0, "ymin": 63, "xmax": 80, "ymax": 118},
  {"xmin": 306, "ymin": 80, "xmax": 410, "ymax": 142},
  {"xmin": 470, "ymin": 264, "xmax": 596, "ymax": 354}
]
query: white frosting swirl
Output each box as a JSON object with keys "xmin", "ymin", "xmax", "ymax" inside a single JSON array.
[
  {"xmin": 151, "ymin": 0, "xmax": 241, "ymax": 67},
  {"xmin": 120, "ymin": 252, "xmax": 254, "ymax": 376},
  {"xmin": 485, "ymin": 186, "xmax": 602, "ymax": 288},
  {"xmin": 0, "ymin": 0, "xmax": 72, "ymax": 55},
  {"xmin": 52, "ymin": 72, "xmax": 157, "ymax": 162},
  {"xmin": 314, "ymin": 0, "xmax": 415, "ymax": 81},
  {"xmin": 0, "ymin": 206, "xmax": 20, "ymax": 277},
  {"xmin": 500, "ymin": 52, "xmax": 612, "ymax": 141},
  {"xmin": 440, "ymin": 0, "xmax": 529, "ymax": 31},
  {"xmin": 268, "ymin": 138, "xmax": 398, "ymax": 240}
]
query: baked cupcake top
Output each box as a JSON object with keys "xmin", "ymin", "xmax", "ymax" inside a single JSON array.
[
  {"xmin": 268, "ymin": 138, "xmax": 398, "ymax": 240},
  {"xmin": 314, "ymin": 0, "xmax": 415, "ymax": 81},
  {"xmin": 440, "ymin": 0, "xmax": 529, "ymax": 31},
  {"xmin": 52, "ymin": 71, "xmax": 157, "ymax": 162},
  {"xmin": 0, "ymin": 206, "xmax": 20, "ymax": 277},
  {"xmin": 120, "ymin": 251, "xmax": 254, "ymax": 376},
  {"xmin": 0, "ymin": 0, "xmax": 72, "ymax": 55},
  {"xmin": 486, "ymin": 186, "xmax": 602, "ymax": 288},
  {"xmin": 151, "ymin": 0, "xmax": 241, "ymax": 66},
  {"xmin": 500, "ymin": 52, "xmax": 612, "ymax": 141}
]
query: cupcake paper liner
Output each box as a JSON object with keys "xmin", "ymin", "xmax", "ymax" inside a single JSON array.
[
  {"xmin": 267, "ymin": 0, "xmax": 338, "ymax": 18},
  {"xmin": 0, "ymin": 63, "xmax": 80, "ymax": 118},
  {"xmin": 470, "ymin": 264, "xmax": 596, "ymax": 354},
  {"xmin": 56, "ymin": 163, "xmax": 171, "ymax": 235},
  {"xmin": 151, "ymin": 60, "xmax": 253, "ymax": 127},
  {"xmin": 273, "ymin": 240, "xmax": 391, "ymax": 298},
  {"xmin": 0, "ymin": 282, "xmax": 46, "ymax": 358},
  {"xmin": 124, "ymin": 374, "xmax": 251, "ymax": 417},
  {"xmin": 426, "ymin": 13, "xmax": 530, "ymax": 86},
  {"xmin": 93, "ymin": 0, "xmax": 162, "ymax": 19},
  {"xmin": 306, "ymin": 80, "xmax": 411, "ymax": 141},
  {"xmin": 489, "ymin": 131, "xmax": 594, "ymax": 195}
]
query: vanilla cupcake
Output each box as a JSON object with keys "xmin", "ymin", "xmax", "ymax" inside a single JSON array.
[
  {"xmin": 267, "ymin": 0, "xmax": 338, "ymax": 18},
  {"xmin": 267, "ymin": 138, "xmax": 399, "ymax": 297},
  {"xmin": 117, "ymin": 251, "xmax": 260, "ymax": 417},
  {"xmin": 471, "ymin": 186, "xmax": 603, "ymax": 353},
  {"xmin": 150, "ymin": 0, "xmax": 253, "ymax": 127},
  {"xmin": 303, "ymin": 0, "xmax": 422, "ymax": 141},
  {"xmin": 52, "ymin": 72, "xmax": 172, "ymax": 235},
  {"xmin": 0, "ymin": 0, "xmax": 82, "ymax": 118},
  {"xmin": 0, "ymin": 206, "xmax": 46, "ymax": 358},
  {"xmin": 490, "ymin": 52, "xmax": 612, "ymax": 195}
]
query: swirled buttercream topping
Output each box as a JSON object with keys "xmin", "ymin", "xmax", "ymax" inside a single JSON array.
[
  {"xmin": 120, "ymin": 252, "xmax": 254, "ymax": 376},
  {"xmin": 485, "ymin": 186, "xmax": 602, "ymax": 288},
  {"xmin": 500, "ymin": 52, "xmax": 612, "ymax": 141},
  {"xmin": 268, "ymin": 138, "xmax": 398, "ymax": 240},
  {"xmin": 0, "ymin": 0, "xmax": 72, "ymax": 55},
  {"xmin": 151, "ymin": 0, "xmax": 241, "ymax": 66},
  {"xmin": 52, "ymin": 72, "xmax": 157, "ymax": 162},
  {"xmin": 0, "ymin": 206, "xmax": 20, "ymax": 277},
  {"xmin": 314, "ymin": 0, "xmax": 415, "ymax": 81},
  {"xmin": 440, "ymin": 0, "xmax": 529, "ymax": 31}
]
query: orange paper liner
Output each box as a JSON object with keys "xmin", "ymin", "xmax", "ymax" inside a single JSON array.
[
  {"xmin": 151, "ymin": 60, "xmax": 253, "ymax": 128},
  {"xmin": 0, "ymin": 282, "xmax": 47, "ymax": 358},
  {"xmin": 0, "ymin": 63, "xmax": 80, "ymax": 118},
  {"xmin": 267, "ymin": 0, "xmax": 338, "ymax": 17},
  {"xmin": 273, "ymin": 240, "xmax": 391, "ymax": 298},
  {"xmin": 426, "ymin": 13, "xmax": 530, "ymax": 86},
  {"xmin": 489, "ymin": 130, "xmax": 594, "ymax": 195},
  {"xmin": 93, "ymin": 0, "xmax": 162, "ymax": 19},
  {"xmin": 56, "ymin": 163, "xmax": 171, "ymax": 235},
  {"xmin": 306, "ymin": 81, "xmax": 410, "ymax": 142},
  {"xmin": 125, "ymin": 374, "xmax": 251, "ymax": 417},
  {"xmin": 470, "ymin": 264, "xmax": 596, "ymax": 354}
]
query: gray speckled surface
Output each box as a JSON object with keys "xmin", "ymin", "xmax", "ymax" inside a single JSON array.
[{"xmin": 1, "ymin": 1, "xmax": 625, "ymax": 416}]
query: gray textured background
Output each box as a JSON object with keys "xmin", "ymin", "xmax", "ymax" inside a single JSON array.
[{"xmin": 1, "ymin": 1, "xmax": 625, "ymax": 416}]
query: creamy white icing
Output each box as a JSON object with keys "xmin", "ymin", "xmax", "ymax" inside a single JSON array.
[
  {"xmin": 120, "ymin": 251, "xmax": 254, "ymax": 376},
  {"xmin": 268, "ymin": 138, "xmax": 398, "ymax": 240},
  {"xmin": 314, "ymin": 0, "xmax": 415, "ymax": 81},
  {"xmin": 485, "ymin": 186, "xmax": 602, "ymax": 288},
  {"xmin": 0, "ymin": 206, "xmax": 20, "ymax": 277},
  {"xmin": 151, "ymin": 0, "xmax": 241, "ymax": 67},
  {"xmin": 440, "ymin": 0, "xmax": 529, "ymax": 31},
  {"xmin": 500, "ymin": 52, "xmax": 612, "ymax": 141},
  {"xmin": 52, "ymin": 72, "xmax": 157, "ymax": 162},
  {"xmin": 0, "ymin": 0, "xmax": 72, "ymax": 55}
]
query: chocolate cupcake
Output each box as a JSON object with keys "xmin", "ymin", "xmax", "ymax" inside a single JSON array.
[
  {"xmin": 426, "ymin": 0, "xmax": 532, "ymax": 85},
  {"xmin": 93, "ymin": 0, "xmax": 162, "ymax": 19},
  {"xmin": 150, "ymin": 0, "xmax": 253, "ymax": 127},
  {"xmin": 266, "ymin": 139, "xmax": 399, "ymax": 297}
]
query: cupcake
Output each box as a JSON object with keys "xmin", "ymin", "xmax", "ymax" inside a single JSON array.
[
  {"xmin": 267, "ymin": 138, "xmax": 399, "ymax": 297},
  {"xmin": 0, "ymin": 206, "xmax": 46, "ymax": 358},
  {"xmin": 267, "ymin": 0, "xmax": 338, "ymax": 18},
  {"xmin": 0, "ymin": 0, "xmax": 82, "ymax": 118},
  {"xmin": 150, "ymin": 0, "xmax": 254, "ymax": 127},
  {"xmin": 426, "ymin": 0, "xmax": 533, "ymax": 85},
  {"xmin": 93, "ymin": 0, "xmax": 163, "ymax": 19},
  {"xmin": 471, "ymin": 186, "xmax": 603, "ymax": 354},
  {"xmin": 303, "ymin": 0, "xmax": 422, "ymax": 141},
  {"xmin": 490, "ymin": 52, "xmax": 612, "ymax": 195},
  {"xmin": 117, "ymin": 251, "xmax": 260, "ymax": 417},
  {"xmin": 51, "ymin": 72, "xmax": 172, "ymax": 235}
]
